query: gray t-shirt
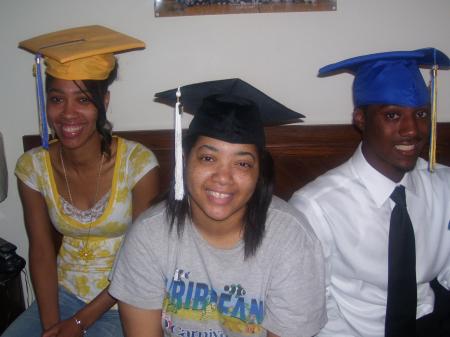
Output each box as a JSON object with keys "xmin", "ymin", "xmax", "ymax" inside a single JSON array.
[{"xmin": 109, "ymin": 196, "xmax": 326, "ymax": 337}]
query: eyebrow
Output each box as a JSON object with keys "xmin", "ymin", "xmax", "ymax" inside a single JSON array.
[
  {"xmin": 198, "ymin": 144, "xmax": 257, "ymax": 161},
  {"xmin": 198, "ymin": 144, "xmax": 218, "ymax": 152},
  {"xmin": 47, "ymin": 87, "xmax": 88, "ymax": 95},
  {"xmin": 47, "ymin": 88, "xmax": 65, "ymax": 94}
]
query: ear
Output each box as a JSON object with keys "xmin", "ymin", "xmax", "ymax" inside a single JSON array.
[
  {"xmin": 353, "ymin": 108, "xmax": 366, "ymax": 132},
  {"xmin": 104, "ymin": 91, "xmax": 110, "ymax": 111}
]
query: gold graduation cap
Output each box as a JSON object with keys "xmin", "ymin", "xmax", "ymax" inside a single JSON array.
[
  {"xmin": 19, "ymin": 25, "xmax": 145, "ymax": 80},
  {"xmin": 19, "ymin": 25, "xmax": 145, "ymax": 149}
]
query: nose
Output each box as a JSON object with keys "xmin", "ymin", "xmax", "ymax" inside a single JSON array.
[
  {"xmin": 61, "ymin": 100, "xmax": 77, "ymax": 119},
  {"xmin": 212, "ymin": 163, "xmax": 233, "ymax": 185},
  {"xmin": 399, "ymin": 112, "xmax": 419, "ymax": 138}
]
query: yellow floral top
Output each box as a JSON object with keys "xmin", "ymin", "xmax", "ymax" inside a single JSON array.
[{"xmin": 15, "ymin": 137, "xmax": 158, "ymax": 304}]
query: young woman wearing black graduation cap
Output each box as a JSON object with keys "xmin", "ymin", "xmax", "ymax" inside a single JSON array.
[
  {"xmin": 4, "ymin": 26, "xmax": 160, "ymax": 337},
  {"xmin": 109, "ymin": 79, "xmax": 327, "ymax": 337}
]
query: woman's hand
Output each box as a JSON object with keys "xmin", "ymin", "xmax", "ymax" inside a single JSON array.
[{"xmin": 41, "ymin": 317, "xmax": 85, "ymax": 337}]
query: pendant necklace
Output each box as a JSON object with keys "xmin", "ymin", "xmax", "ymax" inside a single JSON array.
[{"xmin": 59, "ymin": 145, "xmax": 104, "ymax": 261}]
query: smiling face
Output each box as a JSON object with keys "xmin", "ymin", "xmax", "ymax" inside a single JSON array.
[
  {"xmin": 186, "ymin": 136, "xmax": 260, "ymax": 230},
  {"xmin": 354, "ymin": 104, "xmax": 430, "ymax": 182},
  {"xmin": 46, "ymin": 78, "xmax": 108, "ymax": 150}
]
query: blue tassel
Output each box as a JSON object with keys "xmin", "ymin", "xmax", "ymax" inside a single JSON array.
[{"xmin": 35, "ymin": 54, "xmax": 49, "ymax": 150}]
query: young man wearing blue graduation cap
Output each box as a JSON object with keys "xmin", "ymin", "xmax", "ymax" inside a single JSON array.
[{"xmin": 290, "ymin": 48, "xmax": 450, "ymax": 337}]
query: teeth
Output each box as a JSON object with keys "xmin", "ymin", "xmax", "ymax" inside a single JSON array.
[
  {"xmin": 62, "ymin": 125, "xmax": 83, "ymax": 133},
  {"xmin": 207, "ymin": 190, "xmax": 231, "ymax": 199},
  {"xmin": 395, "ymin": 144, "xmax": 415, "ymax": 151}
]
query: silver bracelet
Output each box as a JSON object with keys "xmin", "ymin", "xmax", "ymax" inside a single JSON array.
[{"xmin": 73, "ymin": 316, "xmax": 87, "ymax": 336}]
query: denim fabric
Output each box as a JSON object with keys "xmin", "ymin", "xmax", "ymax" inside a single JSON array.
[{"xmin": 1, "ymin": 287, "xmax": 123, "ymax": 337}]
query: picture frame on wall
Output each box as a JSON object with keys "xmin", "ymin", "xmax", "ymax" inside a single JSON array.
[{"xmin": 154, "ymin": 0, "xmax": 336, "ymax": 17}]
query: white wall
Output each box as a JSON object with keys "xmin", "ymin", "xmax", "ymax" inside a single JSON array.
[{"xmin": 1, "ymin": 0, "xmax": 449, "ymax": 298}]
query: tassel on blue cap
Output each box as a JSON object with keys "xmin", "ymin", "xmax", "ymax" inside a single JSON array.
[
  {"xmin": 428, "ymin": 50, "xmax": 438, "ymax": 172},
  {"xmin": 35, "ymin": 54, "xmax": 49, "ymax": 150}
]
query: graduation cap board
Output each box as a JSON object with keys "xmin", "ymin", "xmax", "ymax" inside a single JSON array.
[
  {"xmin": 155, "ymin": 78, "xmax": 304, "ymax": 200},
  {"xmin": 19, "ymin": 25, "xmax": 145, "ymax": 80},
  {"xmin": 19, "ymin": 25, "xmax": 145, "ymax": 149},
  {"xmin": 318, "ymin": 48, "xmax": 450, "ymax": 171}
]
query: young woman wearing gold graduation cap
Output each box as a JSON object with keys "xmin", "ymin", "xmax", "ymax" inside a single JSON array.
[
  {"xmin": 4, "ymin": 26, "xmax": 160, "ymax": 337},
  {"xmin": 109, "ymin": 79, "xmax": 326, "ymax": 337}
]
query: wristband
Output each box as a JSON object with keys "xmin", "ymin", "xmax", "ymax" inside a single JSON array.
[{"xmin": 73, "ymin": 316, "xmax": 87, "ymax": 336}]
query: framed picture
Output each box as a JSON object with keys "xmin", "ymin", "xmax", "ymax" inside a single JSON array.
[{"xmin": 155, "ymin": 0, "xmax": 336, "ymax": 17}]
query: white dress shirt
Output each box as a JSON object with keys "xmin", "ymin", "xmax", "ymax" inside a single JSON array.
[{"xmin": 289, "ymin": 143, "xmax": 450, "ymax": 337}]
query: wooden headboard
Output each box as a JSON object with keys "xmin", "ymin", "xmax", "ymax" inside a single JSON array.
[{"xmin": 23, "ymin": 123, "xmax": 450, "ymax": 201}]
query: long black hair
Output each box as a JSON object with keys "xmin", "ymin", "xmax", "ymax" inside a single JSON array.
[
  {"xmin": 45, "ymin": 60, "xmax": 119, "ymax": 157},
  {"xmin": 165, "ymin": 134, "xmax": 275, "ymax": 259}
]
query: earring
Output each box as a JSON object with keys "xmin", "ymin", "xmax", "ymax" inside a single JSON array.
[{"xmin": 49, "ymin": 126, "xmax": 56, "ymax": 140}]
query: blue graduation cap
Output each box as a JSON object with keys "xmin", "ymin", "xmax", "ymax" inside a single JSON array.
[
  {"xmin": 319, "ymin": 48, "xmax": 450, "ymax": 171},
  {"xmin": 318, "ymin": 48, "xmax": 449, "ymax": 108}
]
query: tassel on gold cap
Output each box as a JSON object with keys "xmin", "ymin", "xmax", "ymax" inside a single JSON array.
[{"xmin": 35, "ymin": 55, "xmax": 49, "ymax": 150}]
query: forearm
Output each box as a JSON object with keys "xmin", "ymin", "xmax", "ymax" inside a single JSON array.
[
  {"xmin": 18, "ymin": 181, "xmax": 61, "ymax": 329},
  {"xmin": 73, "ymin": 287, "xmax": 117, "ymax": 330},
  {"xmin": 29, "ymin": 246, "xmax": 59, "ymax": 329}
]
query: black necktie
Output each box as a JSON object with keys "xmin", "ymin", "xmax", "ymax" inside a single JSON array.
[{"xmin": 385, "ymin": 185, "xmax": 417, "ymax": 337}]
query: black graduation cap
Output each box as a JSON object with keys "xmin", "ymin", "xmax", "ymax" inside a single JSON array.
[
  {"xmin": 154, "ymin": 78, "xmax": 304, "ymax": 199},
  {"xmin": 155, "ymin": 78, "xmax": 304, "ymax": 147}
]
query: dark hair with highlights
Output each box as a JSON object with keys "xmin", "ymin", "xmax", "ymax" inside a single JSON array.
[
  {"xmin": 45, "ymin": 60, "xmax": 119, "ymax": 157},
  {"xmin": 165, "ymin": 134, "xmax": 274, "ymax": 259}
]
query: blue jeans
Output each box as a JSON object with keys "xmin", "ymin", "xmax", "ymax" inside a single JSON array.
[{"xmin": 1, "ymin": 287, "xmax": 123, "ymax": 337}]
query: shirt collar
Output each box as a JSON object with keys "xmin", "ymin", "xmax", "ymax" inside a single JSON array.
[{"xmin": 351, "ymin": 143, "xmax": 417, "ymax": 208}]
